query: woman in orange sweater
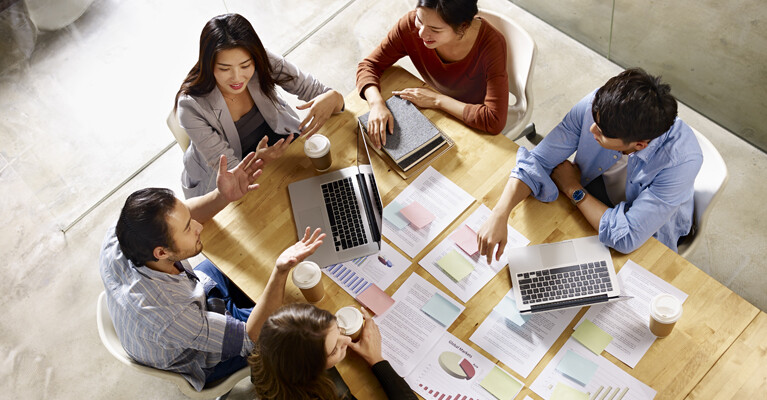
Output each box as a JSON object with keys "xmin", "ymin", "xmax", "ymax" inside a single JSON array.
[{"xmin": 357, "ymin": 0, "xmax": 508, "ymax": 147}]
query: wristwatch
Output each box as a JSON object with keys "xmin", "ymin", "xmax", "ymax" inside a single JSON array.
[{"xmin": 570, "ymin": 188, "xmax": 586, "ymax": 205}]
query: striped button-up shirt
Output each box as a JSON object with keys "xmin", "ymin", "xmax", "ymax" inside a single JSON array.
[{"xmin": 99, "ymin": 226, "xmax": 253, "ymax": 391}]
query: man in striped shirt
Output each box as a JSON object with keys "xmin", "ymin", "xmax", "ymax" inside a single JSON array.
[{"xmin": 99, "ymin": 152, "xmax": 325, "ymax": 391}]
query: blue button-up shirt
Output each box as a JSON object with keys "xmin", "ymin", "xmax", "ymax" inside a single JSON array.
[
  {"xmin": 99, "ymin": 226, "xmax": 253, "ymax": 391},
  {"xmin": 512, "ymin": 91, "xmax": 702, "ymax": 253}
]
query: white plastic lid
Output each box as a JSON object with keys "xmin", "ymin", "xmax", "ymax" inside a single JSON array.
[
  {"xmin": 304, "ymin": 134, "xmax": 330, "ymax": 157},
  {"xmin": 292, "ymin": 261, "xmax": 321, "ymax": 289},
  {"xmin": 650, "ymin": 293, "xmax": 683, "ymax": 323},
  {"xmin": 335, "ymin": 306, "xmax": 363, "ymax": 335}
]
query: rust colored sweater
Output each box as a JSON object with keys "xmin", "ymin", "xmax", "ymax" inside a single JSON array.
[{"xmin": 356, "ymin": 10, "xmax": 509, "ymax": 134}]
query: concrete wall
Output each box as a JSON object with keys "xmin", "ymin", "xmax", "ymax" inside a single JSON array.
[{"xmin": 511, "ymin": 0, "xmax": 767, "ymax": 152}]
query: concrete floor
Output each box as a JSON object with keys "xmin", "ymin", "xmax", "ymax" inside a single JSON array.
[{"xmin": 0, "ymin": 0, "xmax": 764, "ymax": 398}]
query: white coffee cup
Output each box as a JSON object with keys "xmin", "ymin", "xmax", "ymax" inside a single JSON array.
[
  {"xmin": 335, "ymin": 306, "xmax": 365, "ymax": 342},
  {"xmin": 304, "ymin": 134, "xmax": 332, "ymax": 171},
  {"xmin": 292, "ymin": 261, "xmax": 325, "ymax": 303},
  {"xmin": 649, "ymin": 293, "xmax": 683, "ymax": 337}
]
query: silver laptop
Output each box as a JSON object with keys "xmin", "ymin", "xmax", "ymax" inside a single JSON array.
[
  {"xmin": 507, "ymin": 236, "xmax": 627, "ymax": 314},
  {"xmin": 288, "ymin": 122, "xmax": 384, "ymax": 267}
]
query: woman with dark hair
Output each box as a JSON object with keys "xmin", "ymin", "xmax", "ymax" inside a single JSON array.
[
  {"xmin": 357, "ymin": 0, "xmax": 509, "ymax": 145},
  {"xmin": 176, "ymin": 13, "xmax": 344, "ymax": 199},
  {"xmin": 250, "ymin": 303, "xmax": 417, "ymax": 400}
]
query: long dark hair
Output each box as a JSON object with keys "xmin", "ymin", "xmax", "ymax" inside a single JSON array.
[
  {"xmin": 174, "ymin": 13, "xmax": 289, "ymax": 111},
  {"xmin": 416, "ymin": 0, "xmax": 478, "ymax": 32},
  {"xmin": 249, "ymin": 303, "xmax": 340, "ymax": 400}
]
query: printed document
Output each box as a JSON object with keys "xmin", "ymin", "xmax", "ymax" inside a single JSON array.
[
  {"xmin": 382, "ymin": 166, "xmax": 474, "ymax": 257},
  {"xmin": 406, "ymin": 332, "xmax": 523, "ymax": 400},
  {"xmin": 322, "ymin": 241, "xmax": 410, "ymax": 297},
  {"xmin": 530, "ymin": 337, "xmax": 656, "ymax": 399},
  {"xmin": 420, "ymin": 205, "xmax": 529, "ymax": 302},
  {"xmin": 470, "ymin": 290, "xmax": 578, "ymax": 378},
  {"xmin": 376, "ymin": 273, "xmax": 465, "ymax": 376},
  {"xmin": 577, "ymin": 260, "xmax": 688, "ymax": 368}
]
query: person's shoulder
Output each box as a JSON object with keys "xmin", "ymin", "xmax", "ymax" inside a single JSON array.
[{"xmin": 479, "ymin": 18, "xmax": 507, "ymax": 48}]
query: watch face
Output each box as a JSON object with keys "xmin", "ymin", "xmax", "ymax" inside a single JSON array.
[{"xmin": 572, "ymin": 189, "xmax": 585, "ymax": 202}]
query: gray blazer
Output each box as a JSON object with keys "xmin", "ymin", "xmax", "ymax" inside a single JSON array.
[{"xmin": 177, "ymin": 49, "xmax": 334, "ymax": 198}]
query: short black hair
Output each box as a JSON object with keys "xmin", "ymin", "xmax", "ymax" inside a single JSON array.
[
  {"xmin": 115, "ymin": 188, "xmax": 178, "ymax": 266},
  {"xmin": 416, "ymin": 0, "xmax": 478, "ymax": 32},
  {"xmin": 592, "ymin": 68, "xmax": 678, "ymax": 143}
]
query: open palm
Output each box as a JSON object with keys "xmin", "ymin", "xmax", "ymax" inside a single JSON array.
[{"xmin": 276, "ymin": 227, "xmax": 326, "ymax": 272}]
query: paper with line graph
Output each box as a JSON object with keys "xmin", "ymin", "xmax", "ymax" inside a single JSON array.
[{"xmin": 322, "ymin": 241, "xmax": 410, "ymax": 296}]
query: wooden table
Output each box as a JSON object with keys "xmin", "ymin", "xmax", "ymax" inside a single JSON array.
[{"xmin": 201, "ymin": 67, "xmax": 764, "ymax": 399}]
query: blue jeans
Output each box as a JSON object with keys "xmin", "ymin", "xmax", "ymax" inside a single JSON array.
[{"xmin": 194, "ymin": 260, "xmax": 254, "ymax": 384}]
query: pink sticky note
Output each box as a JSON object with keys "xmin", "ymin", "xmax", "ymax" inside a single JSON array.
[
  {"xmin": 356, "ymin": 284, "xmax": 395, "ymax": 315},
  {"xmin": 450, "ymin": 224, "xmax": 479, "ymax": 256},
  {"xmin": 399, "ymin": 201, "xmax": 436, "ymax": 229}
]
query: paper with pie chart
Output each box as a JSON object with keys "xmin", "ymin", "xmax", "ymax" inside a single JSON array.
[{"xmin": 406, "ymin": 332, "xmax": 523, "ymax": 400}]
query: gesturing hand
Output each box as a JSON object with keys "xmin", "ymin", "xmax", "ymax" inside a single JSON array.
[
  {"xmin": 255, "ymin": 134, "xmax": 294, "ymax": 165},
  {"xmin": 275, "ymin": 227, "xmax": 325, "ymax": 273},
  {"xmin": 348, "ymin": 308, "xmax": 384, "ymax": 366},
  {"xmin": 297, "ymin": 90, "xmax": 343, "ymax": 139},
  {"xmin": 392, "ymin": 87, "xmax": 441, "ymax": 109},
  {"xmin": 216, "ymin": 152, "xmax": 263, "ymax": 203}
]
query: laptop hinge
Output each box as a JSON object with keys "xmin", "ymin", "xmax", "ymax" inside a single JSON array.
[{"xmin": 527, "ymin": 294, "xmax": 609, "ymax": 313}]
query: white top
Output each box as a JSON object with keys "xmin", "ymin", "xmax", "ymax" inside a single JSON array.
[
  {"xmin": 650, "ymin": 293, "xmax": 683, "ymax": 323},
  {"xmin": 335, "ymin": 306, "xmax": 364, "ymax": 335},
  {"xmin": 292, "ymin": 261, "xmax": 321, "ymax": 289},
  {"xmin": 602, "ymin": 153, "xmax": 629, "ymax": 205}
]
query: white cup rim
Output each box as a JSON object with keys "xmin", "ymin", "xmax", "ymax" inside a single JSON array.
[{"xmin": 292, "ymin": 261, "xmax": 322, "ymax": 288}]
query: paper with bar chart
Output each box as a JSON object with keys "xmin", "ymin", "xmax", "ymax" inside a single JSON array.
[
  {"xmin": 322, "ymin": 241, "xmax": 410, "ymax": 296},
  {"xmin": 530, "ymin": 338, "xmax": 656, "ymax": 400},
  {"xmin": 406, "ymin": 332, "xmax": 523, "ymax": 400},
  {"xmin": 420, "ymin": 205, "xmax": 529, "ymax": 302}
]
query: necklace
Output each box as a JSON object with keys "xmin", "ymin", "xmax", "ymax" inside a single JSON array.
[{"xmin": 223, "ymin": 94, "xmax": 236, "ymax": 102}]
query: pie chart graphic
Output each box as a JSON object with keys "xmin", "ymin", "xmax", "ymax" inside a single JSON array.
[{"xmin": 438, "ymin": 351, "xmax": 476, "ymax": 380}]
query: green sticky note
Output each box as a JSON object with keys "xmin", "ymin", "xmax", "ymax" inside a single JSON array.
[
  {"xmin": 550, "ymin": 382, "xmax": 589, "ymax": 400},
  {"xmin": 572, "ymin": 319, "xmax": 613, "ymax": 355},
  {"xmin": 480, "ymin": 366, "xmax": 523, "ymax": 400},
  {"xmin": 437, "ymin": 249, "xmax": 475, "ymax": 281}
]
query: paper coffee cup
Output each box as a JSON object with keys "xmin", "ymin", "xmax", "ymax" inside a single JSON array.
[
  {"xmin": 336, "ymin": 306, "xmax": 364, "ymax": 342},
  {"xmin": 649, "ymin": 293, "xmax": 683, "ymax": 337},
  {"xmin": 292, "ymin": 261, "xmax": 325, "ymax": 303},
  {"xmin": 304, "ymin": 134, "xmax": 332, "ymax": 171}
]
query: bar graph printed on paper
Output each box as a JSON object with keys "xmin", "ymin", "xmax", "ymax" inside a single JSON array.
[
  {"xmin": 417, "ymin": 383, "xmax": 477, "ymax": 400},
  {"xmin": 326, "ymin": 260, "xmax": 372, "ymax": 295}
]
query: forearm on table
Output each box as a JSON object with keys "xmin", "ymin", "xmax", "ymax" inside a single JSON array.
[
  {"xmin": 363, "ymin": 85, "xmax": 385, "ymax": 106},
  {"xmin": 574, "ymin": 191, "xmax": 608, "ymax": 231},
  {"xmin": 436, "ymin": 94, "xmax": 468, "ymax": 122},
  {"xmin": 245, "ymin": 268, "xmax": 289, "ymax": 342},
  {"xmin": 492, "ymin": 177, "xmax": 533, "ymax": 220}
]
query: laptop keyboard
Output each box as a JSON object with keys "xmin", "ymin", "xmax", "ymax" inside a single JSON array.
[
  {"xmin": 322, "ymin": 177, "xmax": 368, "ymax": 251},
  {"xmin": 517, "ymin": 261, "xmax": 612, "ymax": 305}
]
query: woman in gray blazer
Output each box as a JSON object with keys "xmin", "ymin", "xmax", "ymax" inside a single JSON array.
[{"xmin": 175, "ymin": 13, "xmax": 344, "ymax": 199}]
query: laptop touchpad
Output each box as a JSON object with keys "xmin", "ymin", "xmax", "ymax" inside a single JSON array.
[
  {"xmin": 539, "ymin": 241, "xmax": 577, "ymax": 266},
  {"xmin": 297, "ymin": 207, "xmax": 326, "ymax": 234}
]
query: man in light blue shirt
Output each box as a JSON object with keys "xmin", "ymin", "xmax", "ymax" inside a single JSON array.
[
  {"xmin": 478, "ymin": 68, "xmax": 702, "ymax": 260},
  {"xmin": 100, "ymin": 151, "xmax": 325, "ymax": 391}
]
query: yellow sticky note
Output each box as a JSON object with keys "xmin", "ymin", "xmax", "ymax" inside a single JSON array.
[
  {"xmin": 572, "ymin": 319, "xmax": 613, "ymax": 355},
  {"xmin": 479, "ymin": 366, "xmax": 523, "ymax": 400},
  {"xmin": 437, "ymin": 249, "xmax": 475, "ymax": 281},
  {"xmin": 551, "ymin": 382, "xmax": 589, "ymax": 400}
]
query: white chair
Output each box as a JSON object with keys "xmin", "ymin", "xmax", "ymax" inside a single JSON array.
[
  {"xmin": 167, "ymin": 110, "xmax": 191, "ymax": 152},
  {"xmin": 677, "ymin": 128, "xmax": 728, "ymax": 258},
  {"xmin": 97, "ymin": 292, "xmax": 249, "ymax": 400},
  {"xmin": 478, "ymin": 8, "xmax": 537, "ymax": 141}
]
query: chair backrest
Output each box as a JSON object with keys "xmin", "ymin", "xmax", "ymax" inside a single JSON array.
[
  {"xmin": 96, "ymin": 292, "xmax": 250, "ymax": 398},
  {"xmin": 690, "ymin": 128, "xmax": 728, "ymax": 235},
  {"xmin": 477, "ymin": 9, "xmax": 537, "ymax": 138},
  {"xmin": 167, "ymin": 110, "xmax": 191, "ymax": 152}
]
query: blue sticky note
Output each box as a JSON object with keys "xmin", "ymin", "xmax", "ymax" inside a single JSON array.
[
  {"xmin": 383, "ymin": 201, "xmax": 410, "ymax": 230},
  {"xmin": 556, "ymin": 350, "xmax": 598, "ymax": 386},
  {"xmin": 494, "ymin": 295, "xmax": 531, "ymax": 326},
  {"xmin": 421, "ymin": 293, "xmax": 461, "ymax": 327}
]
